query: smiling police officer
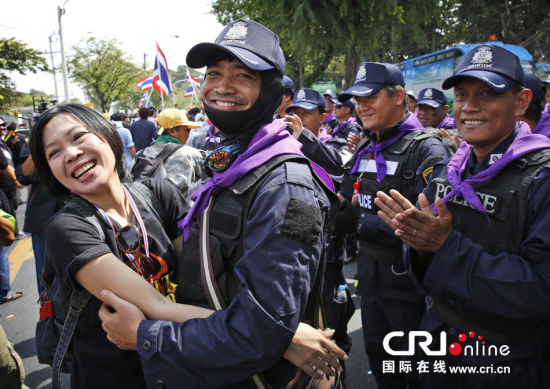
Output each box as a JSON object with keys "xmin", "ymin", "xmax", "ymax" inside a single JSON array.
[
  {"xmin": 376, "ymin": 44, "xmax": 550, "ymax": 388},
  {"xmin": 338, "ymin": 62, "xmax": 450, "ymax": 388},
  {"xmin": 99, "ymin": 19, "xmax": 343, "ymax": 389}
]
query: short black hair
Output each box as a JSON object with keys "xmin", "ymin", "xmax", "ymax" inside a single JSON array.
[
  {"xmin": 30, "ymin": 103, "xmax": 127, "ymax": 200},
  {"xmin": 138, "ymin": 106, "xmax": 149, "ymax": 119}
]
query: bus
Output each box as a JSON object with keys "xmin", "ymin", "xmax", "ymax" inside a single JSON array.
[{"xmin": 396, "ymin": 41, "xmax": 534, "ymax": 99}]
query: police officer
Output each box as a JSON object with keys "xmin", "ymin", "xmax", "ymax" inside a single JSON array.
[
  {"xmin": 406, "ymin": 90, "xmax": 417, "ymax": 114},
  {"xmin": 323, "ymin": 89, "xmax": 339, "ymax": 132},
  {"xmin": 275, "ymin": 75, "xmax": 295, "ymax": 118},
  {"xmin": 376, "ymin": 44, "xmax": 550, "ymax": 388},
  {"xmin": 521, "ymin": 74, "xmax": 550, "ymax": 136},
  {"xmin": 98, "ymin": 19, "xmax": 343, "ymax": 389},
  {"xmin": 416, "ymin": 88, "xmax": 455, "ymax": 130},
  {"xmin": 330, "ymin": 97, "xmax": 362, "ymax": 146},
  {"xmin": 338, "ymin": 62, "xmax": 450, "ymax": 388}
]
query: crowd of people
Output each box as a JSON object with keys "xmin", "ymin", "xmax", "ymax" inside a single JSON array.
[{"xmin": 1, "ymin": 17, "xmax": 550, "ymax": 389}]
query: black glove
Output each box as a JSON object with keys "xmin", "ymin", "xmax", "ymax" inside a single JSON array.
[{"xmin": 333, "ymin": 199, "xmax": 362, "ymax": 237}]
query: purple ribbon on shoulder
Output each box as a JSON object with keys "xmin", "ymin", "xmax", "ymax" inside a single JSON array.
[
  {"xmin": 332, "ymin": 117, "xmax": 357, "ymax": 136},
  {"xmin": 323, "ymin": 113, "xmax": 335, "ymax": 124},
  {"xmin": 436, "ymin": 115, "xmax": 456, "ymax": 130},
  {"xmin": 207, "ymin": 124, "xmax": 220, "ymax": 147},
  {"xmin": 318, "ymin": 126, "xmax": 333, "ymax": 143},
  {"xmin": 179, "ymin": 119, "xmax": 334, "ymax": 240},
  {"xmin": 349, "ymin": 114, "xmax": 423, "ymax": 181},
  {"xmin": 438, "ymin": 124, "xmax": 550, "ymax": 220},
  {"xmin": 532, "ymin": 103, "xmax": 550, "ymax": 138}
]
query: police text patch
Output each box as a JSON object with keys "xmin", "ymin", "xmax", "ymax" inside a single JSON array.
[{"xmin": 282, "ymin": 198, "xmax": 322, "ymax": 247}]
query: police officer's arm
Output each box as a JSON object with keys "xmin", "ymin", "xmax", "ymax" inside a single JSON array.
[{"xmin": 135, "ymin": 165, "xmax": 332, "ymax": 386}]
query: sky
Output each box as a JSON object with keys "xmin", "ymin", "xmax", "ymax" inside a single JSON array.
[{"xmin": 1, "ymin": 0, "xmax": 224, "ymax": 101}]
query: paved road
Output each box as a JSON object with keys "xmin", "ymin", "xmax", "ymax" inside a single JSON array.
[{"xmin": 1, "ymin": 191, "xmax": 375, "ymax": 388}]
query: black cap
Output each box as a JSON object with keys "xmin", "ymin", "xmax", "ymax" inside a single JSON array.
[
  {"xmin": 322, "ymin": 89, "xmax": 336, "ymax": 99},
  {"xmin": 331, "ymin": 96, "xmax": 355, "ymax": 109},
  {"xmin": 186, "ymin": 19, "xmax": 285, "ymax": 76},
  {"xmin": 523, "ymin": 74, "xmax": 544, "ymax": 101},
  {"xmin": 290, "ymin": 88, "xmax": 325, "ymax": 111},
  {"xmin": 442, "ymin": 44, "xmax": 523, "ymax": 93},
  {"xmin": 283, "ymin": 75, "xmax": 295, "ymax": 90},
  {"xmin": 339, "ymin": 62, "xmax": 404, "ymax": 101},
  {"xmin": 417, "ymin": 88, "xmax": 447, "ymax": 108}
]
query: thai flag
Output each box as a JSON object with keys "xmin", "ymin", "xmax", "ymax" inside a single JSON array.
[
  {"xmin": 183, "ymin": 86, "xmax": 194, "ymax": 98},
  {"xmin": 152, "ymin": 43, "xmax": 172, "ymax": 96},
  {"xmin": 138, "ymin": 92, "xmax": 148, "ymax": 107},
  {"xmin": 137, "ymin": 75, "xmax": 154, "ymax": 91},
  {"xmin": 187, "ymin": 69, "xmax": 201, "ymax": 91}
]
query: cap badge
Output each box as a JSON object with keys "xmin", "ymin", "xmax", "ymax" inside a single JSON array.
[
  {"xmin": 224, "ymin": 21, "xmax": 248, "ymax": 40},
  {"xmin": 424, "ymin": 89, "xmax": 433, "ymax": 98},
  {"xmin": 471, "ymin": 46, "xmax": 492, "ymax": 65},
  {"xmin": 296, "ymin": 89, "xmax": 306, "ymax": 100},
  {"xmin": 356, "ymin": 66, "xmax": 367, "ymax": 82}
]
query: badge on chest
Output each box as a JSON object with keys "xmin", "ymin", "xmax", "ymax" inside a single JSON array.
[{"xmin": 358, "ymin": 159, "xmax": 399, "ymax": 175}]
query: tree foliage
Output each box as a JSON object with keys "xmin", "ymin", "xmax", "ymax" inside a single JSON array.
[
  {"xmin": 68, "ymin": 37, "xmax": 143, "ymax": 112},
  {"xmin": 0, "ymin": 38, "xmax": 48, "ymax": 113},
  {"xmin": 210, "ymin": 0, "xmax": 547, "ymax": 89}
]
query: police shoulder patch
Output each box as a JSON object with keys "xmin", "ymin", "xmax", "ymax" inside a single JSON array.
[
  {"xmin": 282, "ymin": 198, "xmax": 322, "ymax": 248},
  {"xmin": 422, "ymin": 166, "xmax": 434, "ymax": 185}
]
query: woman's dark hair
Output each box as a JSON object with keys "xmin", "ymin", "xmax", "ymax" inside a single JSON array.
[{"xmin": 30, "ymin": 103, "xmax": 127, "ymax": 200}]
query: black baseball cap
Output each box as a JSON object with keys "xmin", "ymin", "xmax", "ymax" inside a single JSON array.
[
  {"xmin": 417, "ymin": 88, "xmax": 447, "ymax": 108},
  {"xmin": 283, "ymin": 75, "xmax": 295, "ymax": 90},
  {"xmin": 323, "ymin": 89, "xmax": 336, "ymax": 99},
  {"xmin": 523, "ymin": 74, "xmax": 544, "ymax": 101},
  {"xmin": 290, "ymin": 88, "xmax": 326, "ymax": 111},
  {"xmin": 331, "ymin": 97, "xmax": 355, "ymax": 109},
  {"xmin": 339, "ymin": 62, "xmax": 405, "ymax": 101},
  {"xmin": 186, "ymin": 19, "xmax": 285, "ymax": 76},
  {"xmin": 442, "ymin": 44, "xmax": 523, "ymax": 93}
]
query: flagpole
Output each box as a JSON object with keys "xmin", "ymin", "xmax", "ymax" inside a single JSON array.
[{"xmin": 145, "ymin": 88, "xmax": 153, "ymax": 106}]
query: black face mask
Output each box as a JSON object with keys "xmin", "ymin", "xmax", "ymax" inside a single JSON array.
[{"xmin": 203, "ymin": 70, "xmax": 283, "ymax": 147}]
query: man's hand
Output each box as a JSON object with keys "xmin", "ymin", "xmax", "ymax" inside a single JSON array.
[
  {"xmin": 375, "ymin": 190, "xmax": 453, "ymax": 252},
  {"xmin": 98, "ymin": 289, "xmax": 146, "ymax": 350},
  {"xmin": 283, "ymin": 114, "xmax": 304, "ymax": 139},
  {"xmin": 347, "ymin": 132, "xmax": 361, "ymax": 153}
]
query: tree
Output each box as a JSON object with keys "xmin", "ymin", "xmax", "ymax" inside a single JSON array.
[
  {"xmin": 68, "ymin": 37, "xmax": 143, "ymax": 112},
  {"xmin": 0, "ymin": 38, "xmax": 48, "ymax": 113}
]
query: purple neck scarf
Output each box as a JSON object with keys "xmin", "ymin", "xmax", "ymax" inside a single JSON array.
[
  {"xmin": 323, "ymin": 113, "xmax": 336, "ymax": 124},
  {"xmin": 436, "ymin": 115, "xmax": 456, "ymax": 130},
  {"xmin": 440, "ymin": 124, "xmax": 550, "ymax": 219},
  {"xmin": 179, "ymin": 119, "xmax": 334, "ymax": 240},
  {"xmin": 349, "ymin": 113, "xmax": 423, "ymax": 181},
  {"xmin": 532, "ymin": 103, "xmax": 550, "ymax": 138},
  {"xmin": 207, "ymin": 124, "xmax": 220, "ymax": 147},
  {"xmin": 332, "ymin": 117, "xmax": 357, "ymax": 136},
  {"xmin": 318, "ymin": 126, "xmax": 332, "ymax": 143}
]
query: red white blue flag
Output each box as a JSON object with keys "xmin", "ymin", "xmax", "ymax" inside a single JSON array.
[
  {"xmin": 136, "ymin": 74, "xmax": 154, "ymax": 91},
  {"xmin": 183, "ymin": 86, "xmax": 194, "ymax": 98},
  {"xmin": 138, "ymin": 92, "xmax": 148, "ymax": 107},
  {"xmin": 153, "ymin": 43, "xmax": 172, "ymax": 96},
  {"xmin": 187, "ymin": 69, "xmax": 201, "ymax": 91}
]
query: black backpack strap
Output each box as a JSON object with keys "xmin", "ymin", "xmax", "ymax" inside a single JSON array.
[
  {"xmin": 155, "ymin": 142, "xmax": 183, "ymax": 162},
  {"xmin": 125, "ymin": 181, "xmax": 167, "ymax": 227}
]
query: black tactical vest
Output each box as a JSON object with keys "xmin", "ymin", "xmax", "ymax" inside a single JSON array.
[
  {"xmin": 426, "ymin": 148, "xmax": 550, "ymax": 342},
  {"xmin": 176, "ymin": 154, "xmax": 338, "ymax": 321},
  {"xmin": 350, "ymin": 130, "xmax": 440, "ymax": 263}
]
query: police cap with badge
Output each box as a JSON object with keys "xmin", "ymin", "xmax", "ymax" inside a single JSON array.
[
  {"xmin": 338, "ymin": 62, "xmax": 405, "ymax": 101},
  {"xmin": 416, "ymin": 88, "xmax": 447, "ymax": 108},
  {"xmin": 289, "ymin": 88, "xmax": 326, "ymax": 112}
]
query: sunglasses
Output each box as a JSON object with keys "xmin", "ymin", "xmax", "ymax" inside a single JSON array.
[
  {"xmin": 334, "ymin": 105, "xmax": 344, "ymax": 109},
  {"xmin": 203, "ymin": 144, "xmax": 241, "ymax": 174},
  {"xmin": 116, "ymin": 225, "xmax": 156, "ymax": 283},
  {"xmin": 0, "ymin": 123, "xmax": 6, "ymax": 127}
]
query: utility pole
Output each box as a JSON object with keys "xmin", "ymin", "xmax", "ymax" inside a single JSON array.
[
  {"xmin": 57, "ymin": 2, "xmax": 70, "ymax": 102},
  {"xmin": 143, "ymin": 53, "xmax": 147, "ymax": 76},
  {"xmin": 48, "ymin": 33, "xmax": 59, "ymax": 102}
]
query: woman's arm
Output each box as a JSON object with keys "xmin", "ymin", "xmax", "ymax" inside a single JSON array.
[{"xmin": 75, "ymin": 252, "xmax": 212, "ymax": 322}]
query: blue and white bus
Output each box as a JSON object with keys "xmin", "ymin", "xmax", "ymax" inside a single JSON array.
[{"xmin": 396, "ymin": 42, "xmax": 534, "ymax": 99}]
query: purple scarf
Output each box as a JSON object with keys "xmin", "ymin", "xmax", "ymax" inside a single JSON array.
[
  {"xmin": 436, "ymin": 115, "xmax": 456, "ymax": 130},
  {"xmin": 207, "ymin": 124, "xmax": 220, "ymax": 147},
  {"xmin": 440, "ymin": 124, "xmax": 550, "ymax": 219},
  {"xmin": 323, "ymin": 113, "xmax": 336, "ymax": 124},
  {"xmin": 318, "ymin": 126, "xmax": 332, "ymax": 143},
  {"xmin": 349, "ymin": 113, "xmax": 423, "ymax": 181},
  {"xmin": 332, "ymin": 117, "xmax": 358, "ymax": 136},
  {"xmin": 532, "ymin": 103, "xmax": 550, "ymax": 138},
  {"xmin": 179, "ymin": 119, "xmax": 334, "ymax": 240}
]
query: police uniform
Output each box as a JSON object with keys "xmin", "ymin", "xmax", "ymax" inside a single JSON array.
[{"xmin": 341, "ymin": 114, "xmax": 450, "ymax": 387}]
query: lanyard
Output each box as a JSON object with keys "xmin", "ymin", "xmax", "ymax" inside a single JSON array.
[{"xmin": 94, "ymin": 186, "xmax": 152, "ymax": 281}]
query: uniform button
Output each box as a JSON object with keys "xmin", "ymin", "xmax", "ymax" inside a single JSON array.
[
  {"xmin": 154, "ymin": 379, "xmax": 165, "ymax": 389},
  {"xmin": 142, "ymin": 340, "xmax": 152, "ymax": 352}
]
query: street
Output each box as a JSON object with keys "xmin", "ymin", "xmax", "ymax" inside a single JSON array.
[{"xmin": 0, "ymin": 191, "xmax": 375, "ymax": 388}]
